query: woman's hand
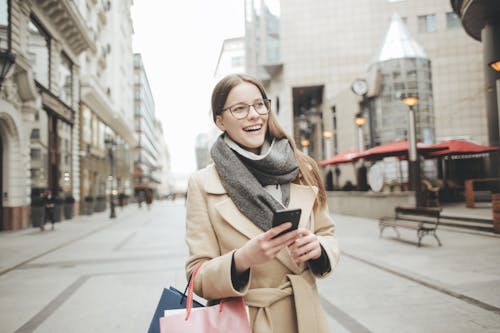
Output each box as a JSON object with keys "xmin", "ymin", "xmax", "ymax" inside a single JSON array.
[
  {"xmin": 289, "ymin": 228, "xmax": 322, "ymax": 264},
  {"xmin": 234, "ymin": 223, "xmax": 299, "ymax": 273}
]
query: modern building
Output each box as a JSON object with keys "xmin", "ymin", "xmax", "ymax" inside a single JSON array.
[
  {"xmin": 133, "ymin": 53, "xmax": 161, "ymax": 198},
  {"xmin": 245, "ymin": 0, "xmax": 489, "ymax": 188},
  {"xmin": 451, "ymin": 0, "xmax": 500, "ymax": 178},
  {"xmin": 214, "ymin": 37, "xmax": 246, "ymax": 82},
  {"xmin": 154, "ymin": 120, "xmax": 172, "ymax": 198},
  {"xmin": 203, "ymin": 36, "xmax": 248, "ymax": 157},
  {"xmin": 195, "ymin": 133, "xmax": 210, "ymax": 170}
]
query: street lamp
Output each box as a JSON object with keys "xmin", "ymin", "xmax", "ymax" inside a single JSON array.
[
  {"xmin": 300, "ymin": 138, "xmax": 310, "ymax": 154},
  {"xmin": 354, "ymin": 112, "xmax": 366, "ymax": 152},
  {"xmin": 0, "ymin": 46, "xmax": 16, "ymax": 90},
  {"xmin": 322, "ymin": 130, "xmax": 334, "ymax": 160},
  {"xmin": 104, "ymin": 137, "xmax": 117, "ymax": 218},
  {"xmin": 401, "ymin": 93, "xmax": 423, "ymax": 207},
  {"xmin": 489, "ymin": 59, "xmax": 500, "ymax": 72},
  {"xmin": 354, "ymin": 112, "xmax": 368, "ymax": 190}
]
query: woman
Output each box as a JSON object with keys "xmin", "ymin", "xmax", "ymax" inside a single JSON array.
[{"xmin": 185, "ymin": 73, "xmax": 340, "ymax": 333}]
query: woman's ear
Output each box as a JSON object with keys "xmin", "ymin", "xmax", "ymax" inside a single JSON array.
[{"xmin": 215, "ymin": 115, "xmax": 225, "ymax": 131}]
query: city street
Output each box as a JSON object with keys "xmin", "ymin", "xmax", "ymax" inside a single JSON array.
[{"xmin": 1, "ymin": 200, "xmax": 499, "ymax": 332}]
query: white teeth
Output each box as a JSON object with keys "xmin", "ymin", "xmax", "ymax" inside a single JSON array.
[{"xmin": 244, "ymin": 125, "xmax": 262, "ymax": 131}]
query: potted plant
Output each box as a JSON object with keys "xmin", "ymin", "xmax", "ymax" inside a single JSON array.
[
  {"xmin": 53, "ymin": 196, "xmax": 63, "ymax": 222},
  {"xmin": 63, "ymin": 195, "xmax": 75, "ymax": 219},
  {"xmin": 84, "ymin": 196, "xmax": 94, "ymax": 215},
  {"xmin": 30, "ymin": 195, "xmax": 46, "ymax": 228},
  {"xmin": 95, "ymin": 195, "xmax": 106, "ymax": 212}
]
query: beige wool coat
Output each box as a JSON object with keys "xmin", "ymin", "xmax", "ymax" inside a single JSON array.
[{"xmin": 185, "ymin": 164, "xmax": 340, "ymax": 333}]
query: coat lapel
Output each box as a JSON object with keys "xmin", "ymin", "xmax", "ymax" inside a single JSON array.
[{"xmin": 204, "ymin": 164, "xmax": 318, "ymax": 273}]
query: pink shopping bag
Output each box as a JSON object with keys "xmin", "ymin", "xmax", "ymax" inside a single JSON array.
[
  {"xmin": 159, "ymin": 298, "xmax": 251, "ymax": 333},
  {"xmin": 159, "ymin": 263, "xmax": 251, "ymax": 333}
]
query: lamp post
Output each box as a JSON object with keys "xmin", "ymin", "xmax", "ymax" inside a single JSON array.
[
  {"xmin": 354, "ymin": 112, "xmax": 366, "ymax": 152},
  {"xmin": 354, "ymin": 113, "xmax": 368, "ymax": 191},
  {"xmin": 322, "ymin": 130, "xmax": 334, "ymax": 160},
  {"xmin": 104, "ymin": 137, "xmax": 117, "ymax": 218},
  {"xmin": 298, "ymin": 115, "xmax": 311, "ymax": 155},
  {"xmin": 401, "ymin": 94, "xmax": 423, "ymax": 207}
]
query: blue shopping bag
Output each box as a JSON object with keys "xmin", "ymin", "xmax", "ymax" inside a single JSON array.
[{"xmin": 147, "ymin": 286, "xmax": 205, "ymax": 333}]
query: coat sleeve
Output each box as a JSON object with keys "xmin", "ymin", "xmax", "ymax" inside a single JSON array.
[
  {"xmin": 307, "ymin": 203, "xmax": 340, "ymax": 278},
  {"xmin": 184, "ymin": 173, "xmax": 251, "ymax": 300}
]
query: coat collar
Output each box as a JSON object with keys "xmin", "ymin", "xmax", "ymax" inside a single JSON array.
[
  {"xmin": 204, "ymin": 163, "xmax": 226, "ymax": 194},
  {"xmin": 204, "ymin": 164, "xmax": 318, "ymax": 273}
]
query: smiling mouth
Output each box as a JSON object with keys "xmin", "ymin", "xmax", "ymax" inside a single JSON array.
[{"xmin": 244, "ymin": 124, "xmax": 262, "ymax": 132}]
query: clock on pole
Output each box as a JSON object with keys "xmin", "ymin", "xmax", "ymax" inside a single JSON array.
[{"xmin": 351, "ymin": 78, "xmax": 368, "ymax": 96}]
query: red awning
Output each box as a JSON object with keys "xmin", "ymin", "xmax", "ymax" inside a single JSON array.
[
  {"xmin": 358, "ymin": 140, "xmax": 444, "ymax": 160},
  {"xmin": 424, "ymin": 140, "xmax": 499, "ymax": 158},
  {"xmin": 319, "ymin": 149, "xmax": 360, "ymax": 166}
]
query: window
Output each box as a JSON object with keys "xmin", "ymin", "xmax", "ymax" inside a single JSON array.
[
  {"xmin": 30, "ymin": 128, "xmax": 40, "ymax": 140},
  {"xmin": 58, "ymin": 121, "xmax": 72, "ymax": 192},
  {"xmin": 231, "ymin": 56, "xmax": 244, "ymax": 67},
  {"xmin": 418, "ymin": 14, "xmax": 436, "ymax": 33},
  {"xmin": 59, "ymin": 53, "xmax": 73, "ymax": 105},
  {"xmin": 28, "ymin": 18, "xmax": 50, "ymax": 87},
  {"xmin": 0, "ymin": 0, "xmax": 9, "ymax": 49},
  {"xmin": 30, "ymin": 148, "xmax": 41, "ymax": 160},
  {"xmin": 446, "ymin": 12, "xmax": 461, "ymax": 29}
]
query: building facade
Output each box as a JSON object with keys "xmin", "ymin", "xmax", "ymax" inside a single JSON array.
[
  {"xmin": 0, "ymin": 0, "xmax": 94, "ymax": 230},
  {"xmin": 245, "ymin": 0, "xmax": 487, "ymax": 187},
  {"xmin": 77, "ymin": 0, "xmax": 136, "ymax": 215},
  {"xmin": 133, "ymin": 53, "xmax": 161, "ymax": 198},
  {"xmin": 154, "ymin": 120, "xmax": 172, "ymax": 198},
  {"xmin": 0, "ymin": 0, "xmax": 137, "ymax": 230}
]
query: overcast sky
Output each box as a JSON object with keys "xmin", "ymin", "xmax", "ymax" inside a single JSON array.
[{"xmin": 131, "ymin": 0, "xmax": 244, "ymax": 176}]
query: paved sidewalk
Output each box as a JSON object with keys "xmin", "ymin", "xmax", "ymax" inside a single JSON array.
[
  {"xmin": 327, "ymin": 212, "xmax": 500, "ymax": 310},
  {"xmin": 0, "ymin": 206, "xmax": 137, "ymax": 276},
  {"xmin": 1, "ymin": 202, "xmax": 499, "ymax": 332}
]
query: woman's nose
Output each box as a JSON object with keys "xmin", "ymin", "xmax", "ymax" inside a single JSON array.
[{"xmin": 247, "ymin": 105, "xmax": 259, "ymax": 119}]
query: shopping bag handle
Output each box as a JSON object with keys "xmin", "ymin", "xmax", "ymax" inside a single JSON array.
[
  {"xmin": 185, "ymin": 262, "xmax": 203, "ymax": 320},
  {"xmin": 180, "ymin": 264, "xmax": 199, "ymax": 306}
]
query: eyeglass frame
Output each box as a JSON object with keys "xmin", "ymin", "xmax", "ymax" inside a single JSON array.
[{"xmin": 221, "ymin": 98, "xmax": 271, "ymax": 119}]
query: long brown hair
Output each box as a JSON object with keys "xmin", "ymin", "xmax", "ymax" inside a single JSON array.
[{"xmin": 211, "ymin": 73, "xmax": 327, "ymax": 210}]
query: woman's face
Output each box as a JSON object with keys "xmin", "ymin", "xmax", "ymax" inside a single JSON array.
[{"xmin": 216, "ymin": 82, "xmax": 269, "ymax": 154}]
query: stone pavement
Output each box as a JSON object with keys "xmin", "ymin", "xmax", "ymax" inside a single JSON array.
[
  {"xmin": 1, "ymin": 201, "xmax": 499, "ymax": 332},
  {"xmin": 318, "ymin": 208, "xmax": 500, "ymax": 332}
]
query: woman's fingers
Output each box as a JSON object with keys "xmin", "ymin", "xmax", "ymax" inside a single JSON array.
[
  {"xmin": 291, "ymin": 241, "xmax": 321, "ymax": 263},
  {"xmin": 266, "ymin": 223, "xmax": 299, "ymax": 242},
  {"xmin": 290, "ymin": 229, "xmax": 321, "ymax": 263}
]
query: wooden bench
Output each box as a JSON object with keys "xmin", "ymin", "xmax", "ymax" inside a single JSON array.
[{"xmin": 379, "ymin": 207, "xmax": 442, "ymax": 247}]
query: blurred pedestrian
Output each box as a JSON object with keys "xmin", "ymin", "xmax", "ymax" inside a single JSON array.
[
  {"xmin": 145, "ymin": 189, "xmax": 153, "ymax": 210},
  {"xmin": 42, "ymin": 190, "xmax": 56, "ymax": 231},
  {"xmin": 137, "ymin": 190, "xmax": 145, "ymax": 208},
  {"xmin": 185, "ymin": 73, "xmax": 340, "ymax": 332}
]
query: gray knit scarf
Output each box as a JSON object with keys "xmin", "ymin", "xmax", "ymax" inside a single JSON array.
[{"xmin": 210, "ymin": 134, "xmax": 299, "ymax": 231}]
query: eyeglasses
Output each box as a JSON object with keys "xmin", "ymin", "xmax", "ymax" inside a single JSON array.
[{"xmin": 222, "ymin": 99, "xmax": 271, "ymax": 120}]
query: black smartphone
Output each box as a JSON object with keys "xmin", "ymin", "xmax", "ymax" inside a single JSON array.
[{"xmin": 271, "ymin": 208, "xmax": 302, "ymax": 238}]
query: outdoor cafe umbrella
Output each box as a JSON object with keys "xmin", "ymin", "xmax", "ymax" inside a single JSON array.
[
  {"xmin": 358, "ymin": 140, "xmax": 445, "ymax": 160},
  {"xmin": 423, "ymin": 139, "xmax": 499, "ymax": 159},
  {"xmin": 318, "ymin": 149, "xmax": 360, "ymax": 166},
  {"xmin": 422, "ymin": 139, "xmax": 499, "ymax": 196}
]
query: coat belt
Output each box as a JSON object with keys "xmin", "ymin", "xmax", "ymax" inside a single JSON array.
[{"xmin": 244, "ymin": 271, "xmax": 320, "ymax": 333}]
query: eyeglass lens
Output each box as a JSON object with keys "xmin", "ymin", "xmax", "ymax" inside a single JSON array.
[{"xmin": 229, "ymin": 99, "xmax": 269, "ymax": 119}]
